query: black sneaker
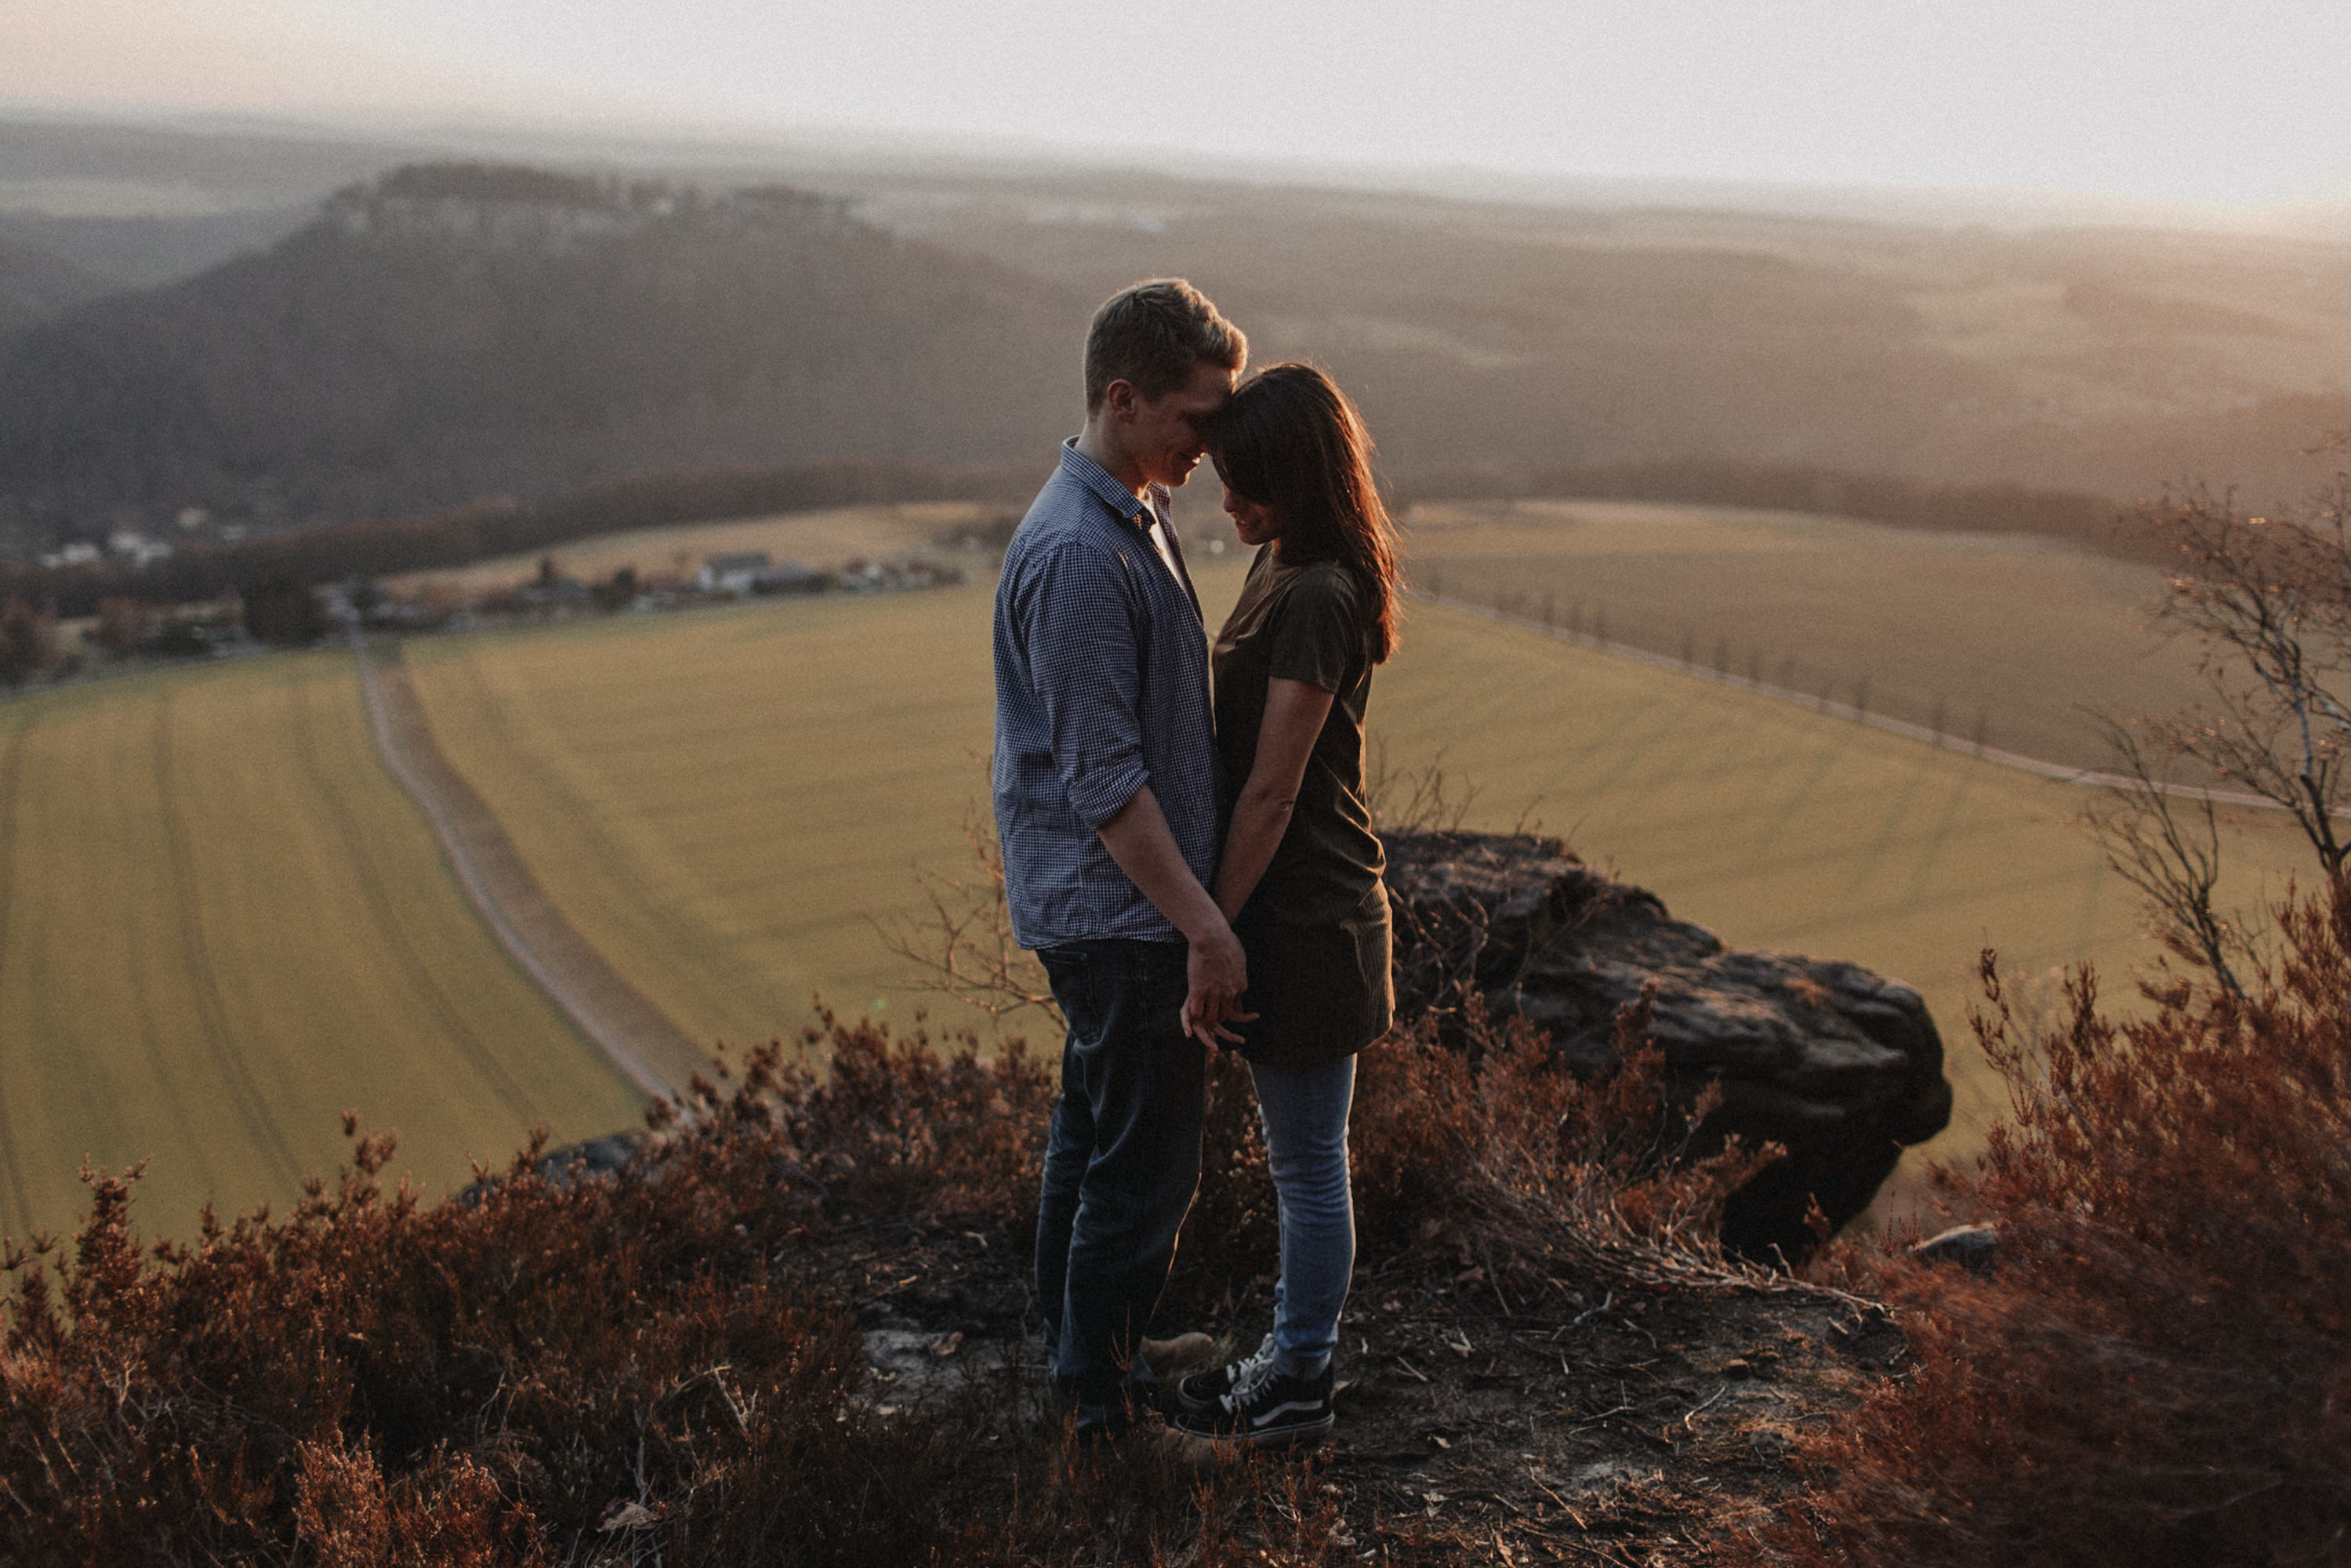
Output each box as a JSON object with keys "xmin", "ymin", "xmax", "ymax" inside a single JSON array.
[
  {"xmin": 1174, "ymin": 1353, "xmax": 1335, "ymax": 1448},
  {"xmin": 1176, "ymin": 1333, "xmax": 1275, "ymax": 1416}
]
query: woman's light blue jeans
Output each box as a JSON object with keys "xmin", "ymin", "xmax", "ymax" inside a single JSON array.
[{"xmin": 1250, "ymin": 1054, "xmax": 1357, "ymax": 1378}]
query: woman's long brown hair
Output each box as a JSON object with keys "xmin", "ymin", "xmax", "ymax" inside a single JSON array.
[{"xmin": 1206, "ymin": 362, "xmax": 1402, "ymax": 662}]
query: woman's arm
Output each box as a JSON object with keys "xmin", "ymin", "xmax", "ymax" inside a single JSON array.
[{"xmin": 1214, "ymin": 676, "xmax": 1338, "ymax": 922}]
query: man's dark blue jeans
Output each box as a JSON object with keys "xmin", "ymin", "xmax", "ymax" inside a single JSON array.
[{"xmin": 1034, "ymin": 938, "xmax": 1206, "ymax": 1433}]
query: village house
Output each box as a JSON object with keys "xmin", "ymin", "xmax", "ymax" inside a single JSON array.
[
  {"xmin": 698, "ymin": 553, "xmax": 827, "ymax": 596},
  {"xmin": 697, "ymin": 551, "xmax": 772, "ymax": 594}
]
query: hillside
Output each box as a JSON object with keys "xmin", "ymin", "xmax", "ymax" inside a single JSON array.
[
  {"xmin": 843, "ymin": 171, "xmax": 2351, "ymax": 503},
  {"xmin": 0, "ymin": 234, "xmax": 117, "ymax": 338},
  {"xmin": 9, "ymin": 143, "xmax": 2350, "ymax": 557},
  {"xmin": 0, "ymin": 163, "xmax": 1079, "ymax": 540}
]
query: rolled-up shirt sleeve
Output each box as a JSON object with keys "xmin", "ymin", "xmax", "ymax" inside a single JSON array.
[{"xmin": 1018, "ymin": 539, "xmax": 1152, "ymax": 829}]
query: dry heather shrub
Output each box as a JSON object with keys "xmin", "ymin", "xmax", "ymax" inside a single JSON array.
[
  {"xmin": 1345, "ymin": 993, "xmax": 1777, "ymax": 1294},
  {"xmin": 1166, "ymin": 989, "xmax": 1776, "ymax": 1319},
  {"xmin": 0, "ymin": 1017, "xmax": 1061, "ymax": 1566},
  {"xmin": 0, "ymin": 996, "xmax": 1755, "ymax": 1565},
  {"xmin": 1743, "ymin": 882, "xmax": 2351, "ymax": 1567},
  {"xmin": 691, "ymin": 1005, "xmax": 1054, "ymax": 1218},
  {"xmin": 294, "ymin": 1441, "xmax": 531, "ymax": 1568}
]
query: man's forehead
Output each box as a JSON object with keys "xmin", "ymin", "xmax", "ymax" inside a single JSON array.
[{"xmin": 1169, "ymin": 366, "xmax": 1233, "ymax": 410}]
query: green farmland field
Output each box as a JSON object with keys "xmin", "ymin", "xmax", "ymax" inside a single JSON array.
[
  {"xmin": 1399, "ymin": 499, "xmax": 2212, "ymax": 773},
  {"xmin": 406, "ymin": 561, "xmax": 2312, "ymax": 1206},
  {"xmin": 0, "ymin": 655, "xmax": 643, "ymax": 1242}
]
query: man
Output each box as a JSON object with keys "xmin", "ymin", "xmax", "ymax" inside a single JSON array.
[{"xmin": 992, "ymin": 278, "xmax": 1249, "ymax": 1441}]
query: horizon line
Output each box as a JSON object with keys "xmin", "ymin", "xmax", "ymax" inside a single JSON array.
[{"xmin": 5, "ymin": 96, "xmax": 2347, "ymax": 244}]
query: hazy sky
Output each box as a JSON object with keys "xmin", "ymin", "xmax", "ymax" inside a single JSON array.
[{"xmin": 10, "ymin": 0, "xmax": 2348, "ymax": 206}]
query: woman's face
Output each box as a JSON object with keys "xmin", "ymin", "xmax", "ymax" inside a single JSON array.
[{"xmin": 1220, "ymin": 480, "xmax": 1283, "ymax": 548}]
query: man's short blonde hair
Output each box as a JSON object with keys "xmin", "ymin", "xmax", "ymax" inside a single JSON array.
[{"xmin": 1083, "ymin": 278, "xmax": 1246, "ymax": 413}]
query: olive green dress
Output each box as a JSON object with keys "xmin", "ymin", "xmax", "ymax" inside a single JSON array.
[{"xmin": 1211, "ymin": 546, "xmax": 1394, "ymax": 1069}]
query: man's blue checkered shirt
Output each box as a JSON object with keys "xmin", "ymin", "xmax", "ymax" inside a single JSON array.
[{"xmin": 992, "ymin": 440, "xmax": 1221, "ymax": 949}]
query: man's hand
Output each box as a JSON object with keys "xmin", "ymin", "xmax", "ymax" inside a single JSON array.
[
  {"xmin": 1093, "ymin": 786, "xmax": 1253, "ymax": 1047},
  {"xmin": 1182, "ymin": 922, "xmax": 1253, "ymax": 1049}
]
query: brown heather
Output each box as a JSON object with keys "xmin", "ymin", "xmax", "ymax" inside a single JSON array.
[
  {"xmin": 0, "ymin": 995, "xmax": 1758, "ymax": 1566},
  {"xmin": 1743, "ymin": 880, "xmax": 2351, "ymax": 1566},
  {"xmin": 17, "ymin": 896, "xmax": 2348, "ymax": 1564}
]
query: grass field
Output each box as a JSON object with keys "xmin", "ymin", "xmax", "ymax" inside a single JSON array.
[
  {"xmin": 404, "ymin": 563, "xmax": 2313, "ymax": 1209},
  {"xmin": 401, "ymin": 592, "xmax": 1010, "ymax": 1055},
  {"xmin": 386, "ymin": 501, "xmax": 1005, "ymax": 600},
  {"xmin": 0, "ymin": 655, "xmax": 644, "ymax": 1243},
  {"xmin": 1399, "ymin": 498, "xmax": 2213, "ymax": 773}
]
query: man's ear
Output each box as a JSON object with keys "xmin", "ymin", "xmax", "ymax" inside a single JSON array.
[{"xmin": 1100, "ymin": 378, "xmax": 1139, "ymax": 423}]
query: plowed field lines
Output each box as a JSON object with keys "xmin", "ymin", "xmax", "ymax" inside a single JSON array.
[
  {"xmin": 151, "ymin": 695, "xmax": 302, "ymax": 1189},
  {"xmin": 285, "ymin": 678, "xmax": 542, "ymax": 1128}
]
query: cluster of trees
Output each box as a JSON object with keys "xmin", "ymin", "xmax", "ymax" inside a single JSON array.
[
  {"xmin": 0, "ymin": 597, "xmax": 56, "ymax": 684},
  {"xmin": 7, "ymin": 450, "xmax": 2124, "ymax": 622}
]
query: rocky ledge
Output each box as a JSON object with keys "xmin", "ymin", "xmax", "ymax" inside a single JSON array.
[{"xmin": 1381, "ymin": 830, "xmax": 1954, "ymax": 1258}]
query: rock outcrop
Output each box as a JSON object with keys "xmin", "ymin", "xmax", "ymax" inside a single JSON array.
[{"xmin": 1381, "ymin": 830, "xmax": 1953, "ymax": 1259}]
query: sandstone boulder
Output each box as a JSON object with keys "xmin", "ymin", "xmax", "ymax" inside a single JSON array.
[{"xmin": 1381, "ymin": 830, "xmax": 1953, "ymax": 1259}]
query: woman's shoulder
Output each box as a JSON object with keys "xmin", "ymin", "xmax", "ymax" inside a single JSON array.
[{"xmin": 1273, "ymin": 555, "xmax": 1365, "ymax": 607}]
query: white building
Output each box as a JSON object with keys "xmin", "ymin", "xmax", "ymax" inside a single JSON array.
[{"xmin": 698, "ymin": 551, "xmax": 773, "ymax": 594}]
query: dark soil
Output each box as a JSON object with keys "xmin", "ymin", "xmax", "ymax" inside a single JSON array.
[{"xmin": 818, "ymin": 1211, "xmax": 1903, "ymax": 1563}]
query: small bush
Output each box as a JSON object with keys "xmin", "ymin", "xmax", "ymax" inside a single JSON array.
[
  {"xmin": 1742, "ymin": 882, "xmax": 2351, "ymax": 1566},
  {"xmin": 0, "ymin": 594, "xmax": 56, "ymax": 683},
  {"xmin": 243, "ymin": 572, "xmax": 328, "ymax": 645}
]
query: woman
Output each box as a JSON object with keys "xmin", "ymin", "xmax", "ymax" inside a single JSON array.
[{"xmin": 1175, "ymin": 363, "xmax": 1402, "ymax": 1449}]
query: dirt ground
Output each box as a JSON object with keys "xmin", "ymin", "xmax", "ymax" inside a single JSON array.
[{"xmin": 822, "ymin": 1210, "xmax": 1902, "ymax": 1564}]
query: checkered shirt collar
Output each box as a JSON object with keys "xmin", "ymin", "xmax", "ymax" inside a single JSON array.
[{"xmin": 1058, "ymin": 437, "xmax": 1170, "ymax": 531}]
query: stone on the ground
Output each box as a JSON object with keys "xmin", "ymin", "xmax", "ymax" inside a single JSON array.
[{"xmin": 1910, "ymin": 1222, "xmax": 2001, "ymax": 1272}]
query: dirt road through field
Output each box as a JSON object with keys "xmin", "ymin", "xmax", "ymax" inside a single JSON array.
[{"xmin": 354, "ymin": 633, "xmax": 707, "ymax": 1101}]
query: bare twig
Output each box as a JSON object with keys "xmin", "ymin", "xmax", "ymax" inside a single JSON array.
[
  {"xmin": 2136, "ymin": 480, "xmax": 2351, "ymax": 877},
  {"xmin": 872, "ymin": 800, "xmax": 1061, "ymax": 1030},
  {"xmin": 1366, "ymin": 735, "xmax": 1479, "ymax": 833},
  {"xmin": 2080, "ymin": 715, "xmax": 2255, "ymax": 1001}
]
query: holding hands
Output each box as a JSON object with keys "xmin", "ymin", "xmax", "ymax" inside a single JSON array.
[{"xmin": 1181, "ymin": 922, "xmax": 1254, "ymax": 1048}]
